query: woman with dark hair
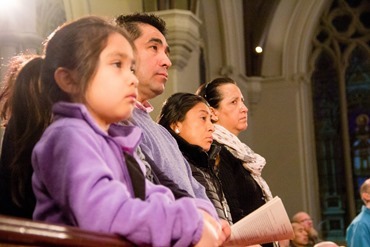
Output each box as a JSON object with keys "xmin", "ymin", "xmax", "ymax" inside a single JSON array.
[
  {"xmin": 197, "ymin": 78, "xmax": 274, "ymax": 247},
  {"xmin": 158, "ymin": 92, "xmax": 233, "ymax": 225}
]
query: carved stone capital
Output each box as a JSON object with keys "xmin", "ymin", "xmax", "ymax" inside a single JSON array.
[
  {"xmin": 246, "ymin": 76, "xmax": 262, "ymax": 105},
  {"xmin": 156, "ymin": 9, "xmax": 202, "ymax": 70}
]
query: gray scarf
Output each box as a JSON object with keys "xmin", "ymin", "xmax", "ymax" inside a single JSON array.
[{"xmin": 213, "ymin": 124, "xmax": 273, "ymax": 201}]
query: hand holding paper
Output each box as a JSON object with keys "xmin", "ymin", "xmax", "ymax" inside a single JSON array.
[{"xmin": 223, "ymin": 196, "xmax": 294, "ymax": 246}]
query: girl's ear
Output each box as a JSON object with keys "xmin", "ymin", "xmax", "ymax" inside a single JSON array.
[{"xmin": 54, "ymin": 67, "xmax": 78, "ymax": 94}]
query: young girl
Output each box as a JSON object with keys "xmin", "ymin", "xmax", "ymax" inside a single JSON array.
[{"xmin": 26, "ymin": 16, "xmax": 223, "ymax": 246}]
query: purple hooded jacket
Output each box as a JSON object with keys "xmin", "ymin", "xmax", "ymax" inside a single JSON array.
[{"xmin": 32, "ymin": 102, "xmax": 218, "ymax": 247}]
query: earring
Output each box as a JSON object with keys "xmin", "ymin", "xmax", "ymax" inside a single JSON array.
[{"xmin": 175, "ymin": 128, "xmax": 180, "ymax": 134}]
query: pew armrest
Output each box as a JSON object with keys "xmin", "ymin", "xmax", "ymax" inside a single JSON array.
[{"xmin": 0, "ymin": 214, "xmax": 135, "ymax": 246}]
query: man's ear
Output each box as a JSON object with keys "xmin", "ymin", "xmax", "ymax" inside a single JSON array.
[
  {"xmin": 54, "ymin": 67, "xmax": 78, "ymax": 94},
  {"xmin": 362, "ymin": 191, "xmax": 370, "ymax": 202}
]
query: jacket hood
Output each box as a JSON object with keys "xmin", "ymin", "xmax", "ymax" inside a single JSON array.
[{"xmin": 169, "ymin": 129, "xmax": 221, "ymax": 169}]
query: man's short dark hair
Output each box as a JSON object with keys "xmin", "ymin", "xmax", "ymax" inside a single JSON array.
[{"xmin": 115, "ymin": 13, "xmax": 167, "ymax": 40}]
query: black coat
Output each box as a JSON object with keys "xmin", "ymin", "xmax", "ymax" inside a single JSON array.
[
  {"xmin": 217, "ymin": 141, "xmax": 274, "ymax": 247},
  {"xmin": 172, "ymin": 132, "xmax": 233, "ymax": 224}
]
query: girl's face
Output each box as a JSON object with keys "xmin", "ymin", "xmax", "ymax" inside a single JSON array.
[
  {"xmin": 213, "ymin": 83, "xmax": 248, "ymax": 136},
  {"xmin": 174, "ymin": 102, "xmax": 214, "ymax": 151},
  {"xmin": 85, "ymin": 32, "xmax": 138, "ymax": 131}
]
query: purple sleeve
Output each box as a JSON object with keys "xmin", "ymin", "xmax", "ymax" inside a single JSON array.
[{"xmin": 32, "ymin": 124, "xmax": 204, "ymax": 246}]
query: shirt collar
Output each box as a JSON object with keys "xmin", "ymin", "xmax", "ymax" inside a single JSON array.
[
  {"xmin": 53, "ymin": 102, "xmax": 142, "ymax": 154},
  {"xmin": 135, "ymin": 100, "xmax": 154, "ymax": 113}
]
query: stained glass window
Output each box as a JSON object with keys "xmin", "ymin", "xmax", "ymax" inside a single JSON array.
[
  {"xmin": 346, "ymin": 46, "xmax": 370, "ymax": 212},
  {"xmin": 311, "ymin": 0, "xmax": 370, "ymax": 241}
]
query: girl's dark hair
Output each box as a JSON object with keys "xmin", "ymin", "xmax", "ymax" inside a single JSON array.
[
  {"xmin": 42, "ymin": 15, "xmax": 134, "ymax": 109},
  {"xmin": 0, "ymin": 16, "xmax": 134, "ymax": 207},
  {"xmin": 0, "ymin": 56, "xmax": 45, "ymax": 206},
  {"xmin": 195, "ymin": 77, "xmax": 237, "ymax": 109},
  {"xmin": 0, "ymin": 55, "xmax": 35, "ymax": 124},
  {"xmin": 11, "ymin": 57, "xmax": 47, "ymax": 206},
  {"xmin": 158, "ymin": 92, "xmax": 208, "ymax": 130}
]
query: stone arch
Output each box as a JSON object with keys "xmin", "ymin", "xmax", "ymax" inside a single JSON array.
[{"xmin": 255, "ymin": 0, "xmax": 333, "ymax": 223}]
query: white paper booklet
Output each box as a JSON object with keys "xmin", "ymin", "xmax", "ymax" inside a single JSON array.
[{"xmin": 223, "ymin": 196, "xmax": 294, "ymax": 246}]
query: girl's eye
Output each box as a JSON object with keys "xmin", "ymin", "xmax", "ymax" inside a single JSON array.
[{"xmin": 113, "ymin": 62, "xmax": 122, "ymax": 68}]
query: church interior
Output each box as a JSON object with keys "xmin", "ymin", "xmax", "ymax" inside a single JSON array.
[{"xmin": 0, "ymin": 0, "xmax": 369, "ymax": 244}]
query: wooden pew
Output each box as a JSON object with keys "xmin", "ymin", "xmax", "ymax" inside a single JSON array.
[{"xmin": 0, "ymin": 214, "xmax": 136, "ymax": 246}]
